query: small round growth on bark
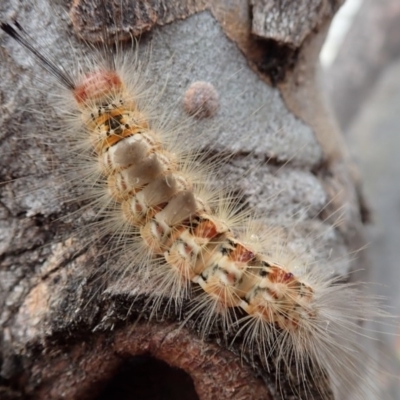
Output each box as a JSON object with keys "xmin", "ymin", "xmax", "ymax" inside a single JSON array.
[{"xmin": 183, "ymin": 81, "xmax": 219, "ymax": 119}]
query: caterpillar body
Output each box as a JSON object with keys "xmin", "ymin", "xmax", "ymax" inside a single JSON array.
[{"xmin": 0, "ymin": 1, "xmax": 390, "ymax": 400}]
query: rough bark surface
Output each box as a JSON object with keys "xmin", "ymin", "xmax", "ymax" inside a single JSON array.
[
  {"xmin": 0, "ymin": 0, "xmax": 364, "ymax": 399},
  {"xmin": 250, "ymin": 0, "xmax": 343, "ymax": 47}
]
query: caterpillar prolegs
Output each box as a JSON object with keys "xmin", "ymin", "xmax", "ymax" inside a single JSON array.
[{"xmin": 0, "ymin": 1, "xmax": 390, "ymax": 399}]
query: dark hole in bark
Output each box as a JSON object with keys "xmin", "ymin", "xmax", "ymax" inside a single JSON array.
[
  {"xmin": 95, "ymin": 355, "xmax": 200, "ymax": 400},
  {"xmin": 254, "ymin": 39, "xmax": 299, "ymax": 85}
]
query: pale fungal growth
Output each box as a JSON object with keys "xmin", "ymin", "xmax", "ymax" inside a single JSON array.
[
  {"xmin": 0, "ymin": 2, "xmax": 390, "ymax": 399},
  {"xmin": 183, "ymin": 80, "xmax": 219, "ymax": 118}
]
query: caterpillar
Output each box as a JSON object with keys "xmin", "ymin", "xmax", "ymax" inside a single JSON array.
[{"xmin": 0, "ymin": 1, "xmax": 390, "ymax": 399}]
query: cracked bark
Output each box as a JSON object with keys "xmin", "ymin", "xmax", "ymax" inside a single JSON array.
[{"xmin": 0, "ymin": 1, "xmax": 365, "ymax": 399}]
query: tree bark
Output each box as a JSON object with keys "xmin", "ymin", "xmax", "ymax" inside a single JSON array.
[{"xmin": 0, "ymin": 1, "xmax": 365, "ymax": 399}]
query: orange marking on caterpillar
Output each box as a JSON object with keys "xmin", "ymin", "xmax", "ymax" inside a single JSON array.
[{"xmin": 73, "ymin": 70, "xmax": 123, "ymax": 103}]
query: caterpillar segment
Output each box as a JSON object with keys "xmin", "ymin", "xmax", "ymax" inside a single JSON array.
[
  {"xmin": 240, "ymin": 263, "xmax": 314, "ymax": 331},
  {"xmin": 73, "ymin": 69, "xmax": 315, "ymax": 331}
]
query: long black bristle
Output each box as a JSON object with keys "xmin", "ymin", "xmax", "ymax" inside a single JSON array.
[
  {"xmin": 1, "ymin": 21, "xmax": 76, "ymax": 90},
  {"xmin": 1, "ymin": 22, "xmax": 18, "ymax": 37}
]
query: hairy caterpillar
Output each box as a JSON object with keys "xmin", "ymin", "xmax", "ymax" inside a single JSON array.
[{"xmin": 0, "ymin": 1, "xmax": 390, "ymax": 399}]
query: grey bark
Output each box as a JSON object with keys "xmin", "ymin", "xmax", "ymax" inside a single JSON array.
[{"xmin": 0, "ymin": 1, "xmax": 364, "ymax": 399}]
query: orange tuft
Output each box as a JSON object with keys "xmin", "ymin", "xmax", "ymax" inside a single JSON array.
[{"xmin": 73, "ymin": 70, "xmax": 122, "ymax": 104}]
